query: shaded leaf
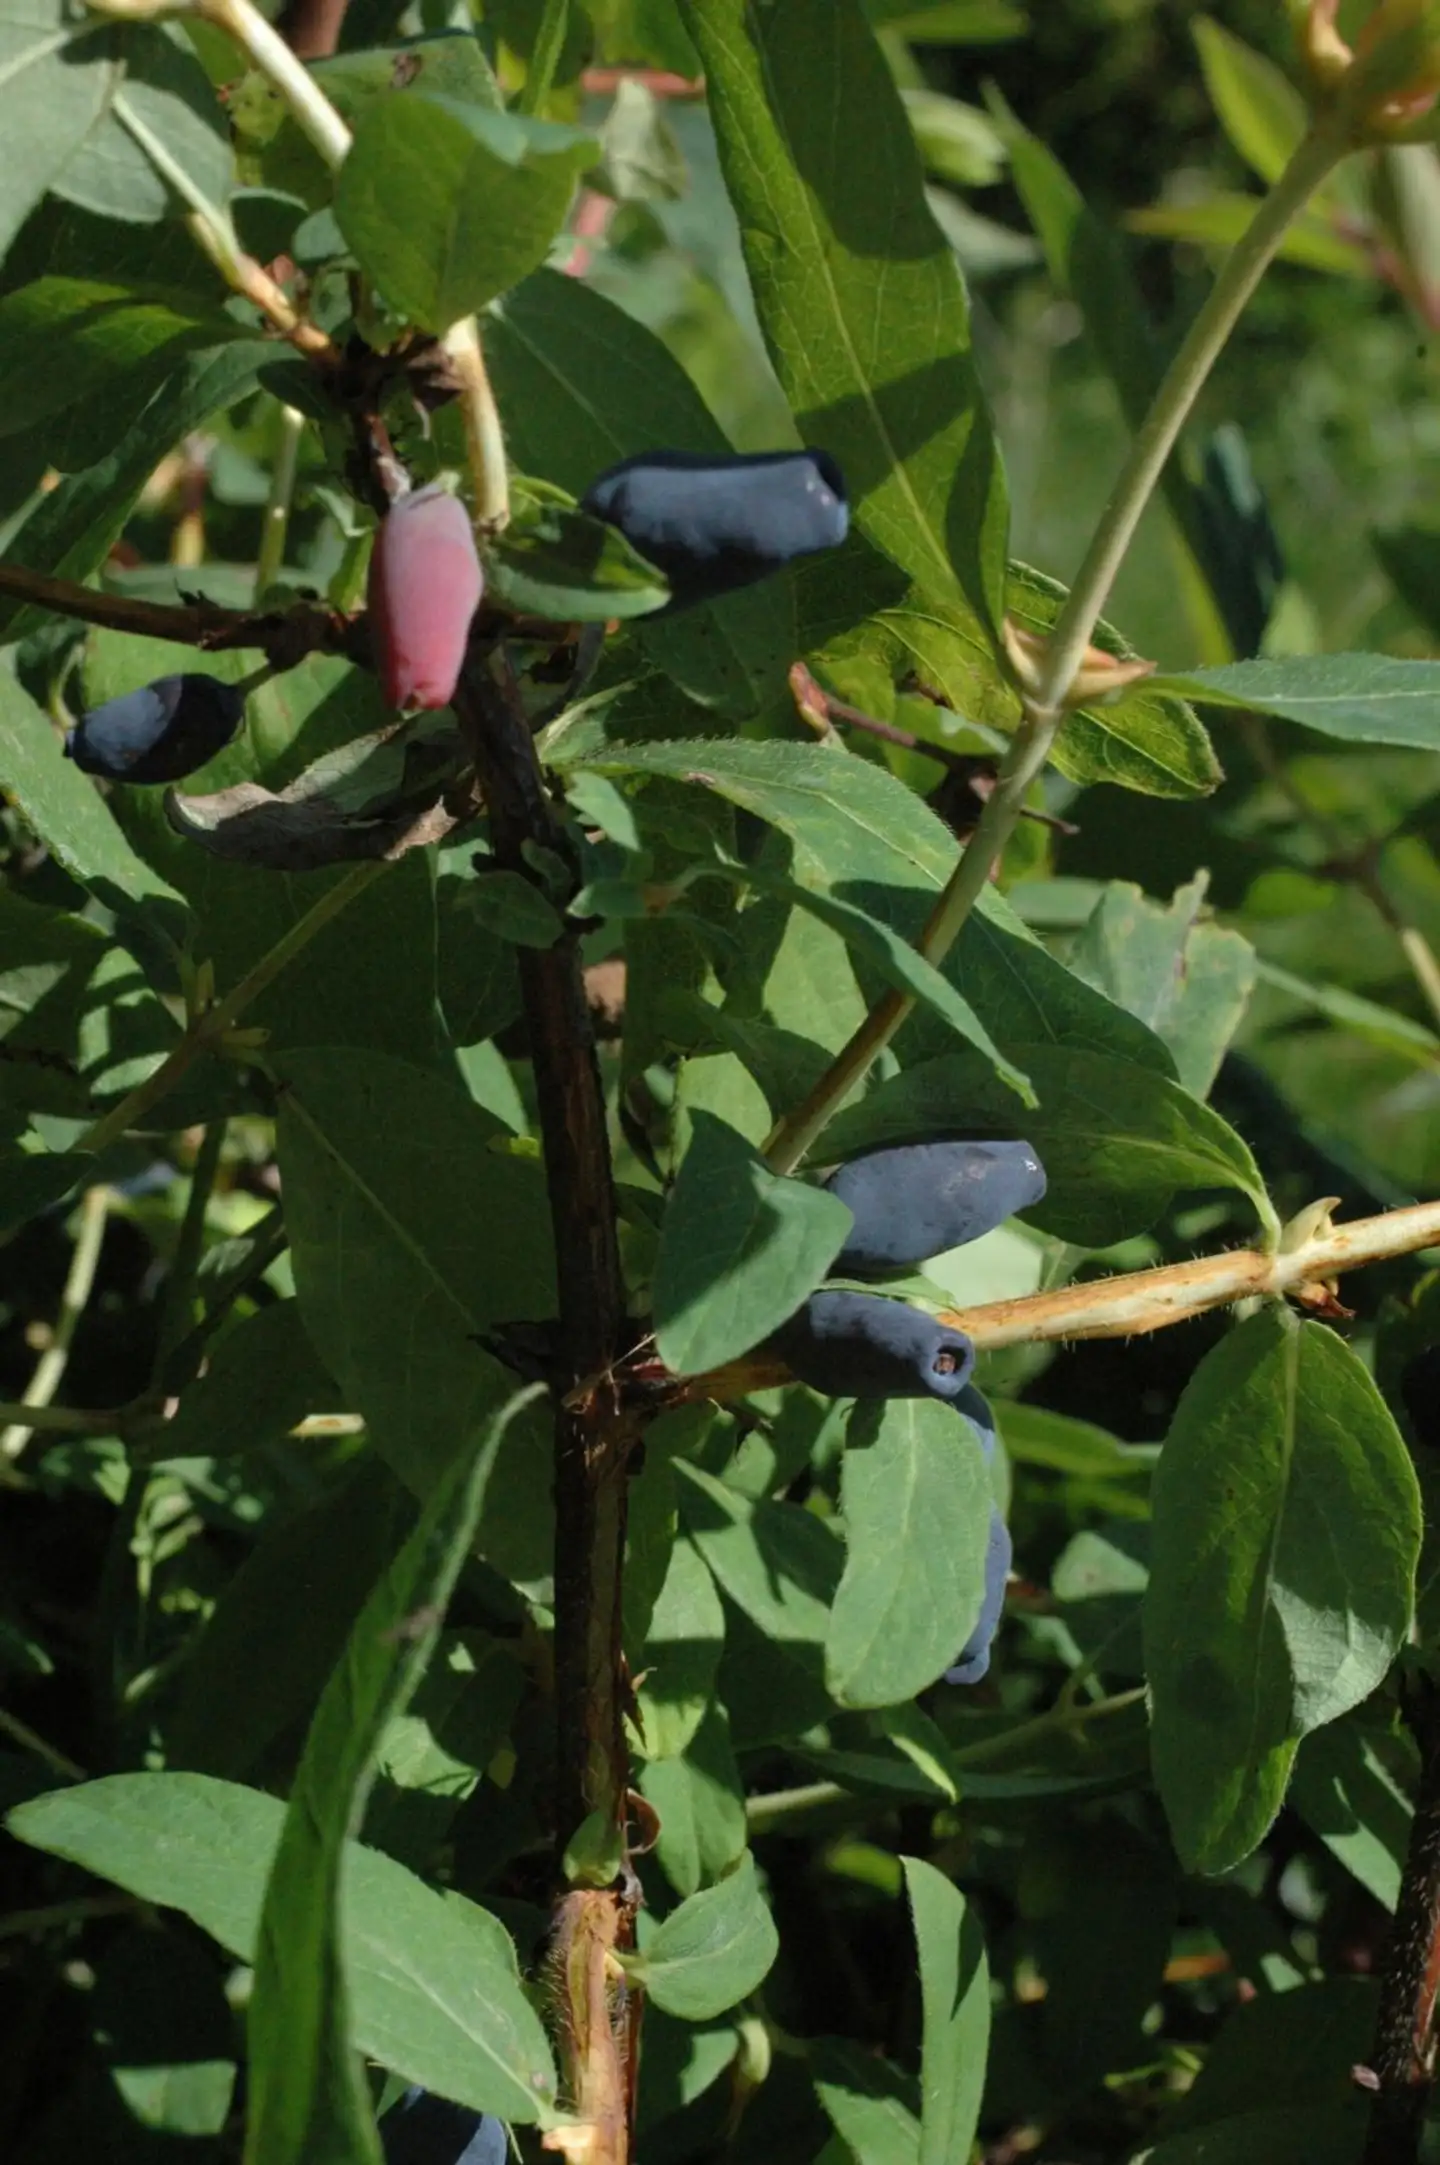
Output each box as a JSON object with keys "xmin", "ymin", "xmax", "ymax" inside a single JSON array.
[
  {"xmin": 244, "ymin": 1385, "xmax": 545, "ymax": 2164},
  {"xmin": 1144, "ymin": 1308, "xmax": 1421, "ymax": 1874},
  {"xmin": 637, "ymin": 1851, "xmax": 779, "ymax": 2019},
  {"xmin": 6, "ymin": 1771, "xmax": 559, "ymax": 2121},
  {"xmin": 653, "ymin": 1108, "xmax": 853, "ymax": 1375},
  {"xmin": 827, "ymin": 1400, "xmax": 991, "ymax": 1709}
]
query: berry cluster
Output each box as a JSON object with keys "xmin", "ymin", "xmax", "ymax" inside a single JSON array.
[
  {"xmin": 767, "ymin": 1139, "xmax": 1047, "ymax": 1687},
  {"xmin": 64, "ymin": 448, "xmax": 849, "ymax": 786}
]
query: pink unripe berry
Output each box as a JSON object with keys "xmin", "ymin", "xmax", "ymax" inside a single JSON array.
[{"xmin": 368, "ymin": 485, "xmax": 484, "ymax": 711}]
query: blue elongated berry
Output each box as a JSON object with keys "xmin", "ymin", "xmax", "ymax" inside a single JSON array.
[
  {"xmin": 955, "ymin": 1382, "xmax": 996, "ymax": 1466},
  {"xmin": 945, "ymin": 1504, "xmax": 1010, "ymax": 1685},
  {"xmin": 581, "ymin": 448, "xmax": 848, "ymax": 610},
  {"xmin": 827, "ymin": 1139, "xmax": 1047, "ymax": 1276},
  {"xmin": 64, "ymin": 674, "xmax": 244, "ymax": 784},
  {"xmin": 768, "ymin": 1290, "xmax": 974, "ymax": 1402},
  {"xmin": 1402, "ymin": 1346, "xmax": 1440, "ymax": 1450},
  {"xmin": 378, "ymin": 2087, "xmax": 507, "ymax": 2165}
]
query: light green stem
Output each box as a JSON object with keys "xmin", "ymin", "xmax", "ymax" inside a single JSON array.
[
  {"xmin": 763, "ymin": 121, "xmax": 1349, "ymax": 1178},
  {"xmin": 518, "ymin": 0, "xmax": 569, "ymax": 113},
  {"xmin": 255, "ymin": 405, "xmax": 306, "ymax": 601},
  {"xmin": 112, "ymin": 90, "xmax": 239, "ymax": 247},
  {"xmin": 744, "ymin": 1687, "xmax": 1147, "ymax": 1832},
  {"xmin": 1, "ymin": 1186, "xmax": 111, "ymax": 1463},
  {"xmin": 197, "ymin": 0, "xmax": 351, "ymax": 168},
  {"xmin": 75, "ymin": 863, "xmax": 387, "ymax": 1159}
]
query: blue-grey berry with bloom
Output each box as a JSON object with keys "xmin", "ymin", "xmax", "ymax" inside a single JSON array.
[{"xmin": 64, "ymin": 674, "xmax": 244, "ymax": 785}]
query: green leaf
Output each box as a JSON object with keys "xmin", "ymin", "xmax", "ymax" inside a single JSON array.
[
  {"xmin": 680, "ymin": 0, "xmax": 1008, "ymax": 636},
  {"xmin": 639, "ymin": 1704, "xmax": 747, "ymax": 1899},
  {"xmin": 169, "ymin": 1461, "xmax": 411, "ymax": 1785},
  {"xmin": 486, "ymin": 268, "xmax": 792, "ymax": 715},
  {"xmin": 0, "ymin": 278, "xmax": 239, "ymax": 442},
  {"xmin": 335, "ymin": 94, "xmax": 596, "ymax": 330},
  {"xmin": 1254, "ymin": 960, "xmax": 1440, "ymax": 1067},
  {"xmin": 154, "ymin": 1301, "xmax": 339, "ymax": 1460},
  {"xmin": 0, "ymin": 1142, "xmax": 89, "ymax": 1232},
  {"xmin": 826, "ymin": 1401, "xmax": 991, "ymax": 1709},
  {"xmin": 813, "ymin": 2036, "xmax": 921, "ymax": 2165},
  {"xmin": 1159, "ymin": 654, "xmax": 1440, "ymax": 750},
  {"xmin": 6, "ymin": 1770, "xmax": 558, "ymax": 2121},
  {"xmin": 1192, "ymin": 16, "xmax": 1309, "ymax": 189},
  {"xmin": 1008, "ymin": 564, "xmax": 1219, "ymax": 798},
  {"xmin": 1144, "ymin": 1308, "xmax": 1422, "ymax": 1875},
  {"xmin": 0, "ymin": 661, "xmax": 189, "ymax": 957},
  {"xmin": 463, "ymin": 869, "xmax": 565, "ymax": 948},
  {"xmin": 485, "ymin": 487, "xmax": 669, "ymax": 620},
  {"xmin": 636, "ymin": 1851, "xmax": 779, "ymax": 2019},
  {"xmin": 244, "ymin": 1384, "xmax": 546, "ymax": 2165},
  {"xmin": 275, "ymin": 1048, "xmax": 555, "ymax": 1522},
  {"xmin": 366, "ymin": 1631, "xmax": 524, "ymax": 1869},
  {"xmin": 1065, "ymin": 876, "xmax": 1257, "ymax": 1099},
  {"xmin": 902, "ymin": 1858, "xmax": 989, "ymax": 2165},
  {"xmin": 561, "ymin": 735, "xmax": 1175, "ymax": 1077},
  {"xmin": 998, "ymin": 1401, "xmax": 1157, "ymax": 1481},
  {"xmin": 1158, "ymin": 1976, "xmax": 1377, "ymax": 2139},
  {"xmin": 0, "ymin": 1, "xmax": 117, "ymax": 262},
  {"xmin": 1288, "ymin": 1716, "xmax": 1412, "ymax": 1912},
  {"xmin": 819, "ymin": 1042, "xmax": 1273, "ymax": 1247},
  {"xmin": 653, "ymin": 1108, "xmax": 854, "ymax": 1375},
  {"xmin": 743, "ymin": 868, "xmax": 1032, "ymax": 1102},
  {"xmin": 53, "ymin": 25, "xmax": 232, "ymax": 225},
  {"xmin": 1126, "ymin": 193, "xmax": 1368, "ymax": 275},
  {"xmin": 312, "ymin": 30, "xmax": 504, "ymax": 124},
  {"xmin": 0, "ymin": 341, "xmax": 271, "ymax": 639},
  {"xmin": 636, "ymin": 1531, "xmax": 726, "ymax": 1760}
]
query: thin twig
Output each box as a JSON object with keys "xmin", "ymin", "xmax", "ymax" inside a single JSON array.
[
  {"xmin": 745, "ymin": 1688, "xmax": 1147, "ymax": 1832},
  {"xmin": 0, "ymin": 1707, "xmax": 87, "ymax": 1782},
  {"xmin": 255, "ymin": 407, "xmax": 307, "ymax": 601},
  {"xmin": 75, "ymin": 863, "xmax": 388, "ymax": 1159},
  {"xmin": 152, "ymin": 1124, "xmax": 226, "ymax": 1379},
  {"xmin": 761, "ymin": 121, "xmax": 1349, "ymax": 1177},
  {"xmin": 1, "ymin": 1188, "xmax": 110, "ymax": 1464},
  {"xmin": 678, "ymin": 1196, "xmax": 1440, "ymax": 1404}
]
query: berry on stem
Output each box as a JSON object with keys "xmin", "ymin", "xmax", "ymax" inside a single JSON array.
[
  {"xmin": 827, "ymin": 1139, "xmax": 1047, "ymax": 1275},
  {"xmin": 64, "ymin": 675, "xmax": 245, "ymax": 784},
  {"xmin": 767, "ymin": 1289, "xmax": 975, "ymax": 1402},
  {"xmin": 945, "ymin": 1503, "xmax": 1011, "ymax": 1686},
  {"xmin": 581, "ymin": 448, "xmax": 849, "ymax": 610},
  {"xmin": 368, "ymin": 484, "xmax": 485, "ymax": 711}
]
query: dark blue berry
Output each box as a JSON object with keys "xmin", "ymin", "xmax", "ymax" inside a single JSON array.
[
  {"xmin": 768, "ymin": 1290, "xmax": 974, "ymax": 1402},
  {"xmin": 581, "ymin": 448, "xmax": 849, "ymax": 610},
  {"xmin": 827, "ymin": 1139, "xmax": 1047, "ymax": 1276},
  {"xmin": 378, "ymin": 2087, "xmax": 507, "ymax": 2165},
  {"xmin": 1402, "ymin": 1347, "xmax": 1440, "ymax": 1451},
  {"xmin": 945, "ymin": 1504, "xmax": 1010, "ymax": 1686},
  {"xmin": 955, "ymin": 1382, "xmax": 996, "ymax": 1466},
  {"xmin": 64, "ymin": 674, "xmax": 245, "ymax": 784}
]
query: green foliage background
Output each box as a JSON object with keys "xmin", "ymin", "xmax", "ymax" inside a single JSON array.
[{"xmin": 1, "ymin": 1, "xmax": 1440, "ymax": 2161}]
